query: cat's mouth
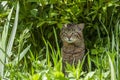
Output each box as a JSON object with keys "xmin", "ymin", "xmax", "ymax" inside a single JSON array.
[{"xmin": 64, "ymin": 38, "xmax": 76, "ymax": 43}]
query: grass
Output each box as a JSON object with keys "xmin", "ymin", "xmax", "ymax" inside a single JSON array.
[
  {"xmin": 0, "ymin": 1, "xmax": 120, "ymax": 80},
  {"xmin": 0, "ymin": 2, "xmax": 31, "ymax": 79},
  {"xmin": 2, "ymin": 21, "xmax": 120, "ymax": 79}
]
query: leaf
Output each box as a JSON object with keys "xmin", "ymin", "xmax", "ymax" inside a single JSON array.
[
  {"xmin": 32, "ymin": 73, "xmax": 40, "ymax": 80},
  {"xmin": 6, "ymin": 1, "xmax": 19, "ymax": 59},
  {"xmin": 0, "ymin": 5, "xmax": 13, "ymax": 78},
  {"xmin": 37, "ymin": 21, "xmax": 46, "ymax": 28},
  {"xmin": 84, "ymin": 71, "xmax": 96, "ymax": 80},
  {"xmin": 91, "ymin": 49, "xmax": 98, "ymax": 55},
  {"xmin": 107, "ymin": 52, "xmax": 116, "ymax": 80},
  {"xmin": 30, "ymin": 9, "xmax": 38, "ymax": 17},
  {"xmin": 1, "ymin": 7, "xmax": 13, "ymax": 51},
  {"xmin": 12, "ymin": 45, "xmax": 31, "ymax": 65}
]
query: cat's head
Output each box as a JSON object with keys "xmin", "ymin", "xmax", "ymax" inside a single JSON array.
[{"xmin": 60, "ymin": 23, "xmax": 84, "ymax": 43}]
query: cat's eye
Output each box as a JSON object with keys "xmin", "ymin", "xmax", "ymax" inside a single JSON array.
[{"xmin": 63, "ymin": 32, "xmax": 67, "ymax": 35}]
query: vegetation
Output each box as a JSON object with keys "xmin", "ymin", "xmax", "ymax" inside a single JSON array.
[{"xmin": 0, "ymin": 0, "xmax": 120, "ymax": 79}]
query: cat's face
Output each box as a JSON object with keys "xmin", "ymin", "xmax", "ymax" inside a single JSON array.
[{"xmin": 60, "ymin": 23, "xmax": 84, "ymax": 43}]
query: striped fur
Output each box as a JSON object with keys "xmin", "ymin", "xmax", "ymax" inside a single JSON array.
[{"xmin": 60, "ymin": 23, "xmax": 85, "ymax": 74}]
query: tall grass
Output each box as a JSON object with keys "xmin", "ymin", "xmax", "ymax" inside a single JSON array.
[
  {"xmin": 115, "ymin": 20, "xmax": 120, "ymax": 80},
  {"xmin": 0, "ymin": 2, "xmax": 31, "ymax": 79},
  {"xmin": 0, "ymin": 0, "xmax": 120, "ymax": 80},
  {"xmin": 0, "ymin": 5, "xmax": 13, "ymax": 78}
]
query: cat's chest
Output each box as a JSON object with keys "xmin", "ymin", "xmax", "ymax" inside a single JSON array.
[
  {"xmin": 62, "ymin": 44, "xmax": 83, "ymax": 53},
  {"xmin": 62, "ymin": 44, "xmax": 85, "ymax": 63},
  {"xmin": 62, "ymin": 45, "xmax": 75, "ymax": 53}
]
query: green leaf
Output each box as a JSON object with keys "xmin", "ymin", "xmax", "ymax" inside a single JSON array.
[
  {"xmin": 91, "ymin": 49, "xmax": 98, "ymax": 55},
  {"xmin": 32, "ymin": 73, "xmax": 40, "ymax": 80},
  {"xmin": 12, "ymin": 45, "xmax": 31, "ymax": 65},
  {"xmin": 84, "ymin": 71, "xmax": 96, "ymax": 80},
  {"xmin": 6, "ymin": 1, "xmax": 19, "ymax": 58},
  {"xmin": 107, "ymin": 52, "xmax": 116, "ymax": 80},
  {"xmin": 0, "ymin": 5, "xmax": 13, "ymax": 78}
]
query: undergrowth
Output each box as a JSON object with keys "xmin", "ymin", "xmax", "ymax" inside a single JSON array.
[{"xmin": 0, "ymin": 0, "xmax": 120, "ymax": 80}]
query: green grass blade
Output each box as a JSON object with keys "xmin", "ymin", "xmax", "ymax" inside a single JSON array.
[
  {"xmin": 115, "ymin": 20, "xmax": 120, "ymax": 80},
  {"xmin": 0, "ymin": 6, "xmax": 13, "ymax": 77},
  {"xmin": 6, "ymin": 2, "xmax": 19, "ymax": 59},
  {"xmin": 12, "ymin": 45, "xmax": 31, "ymax": 65},
  {"xmin": 107, "ymin": 52, "xmax": 116, "ymax": 80},
  {"xmin": 42, "ymin": 36, "xmax": 51, "ymax": 67},
  {"xmin": 111, "ymin": 31, "xmax": 115, "ymax": 52},
  {"xmin": 87, "ymin": 52, "xmax": 91, "ymax": 72},
  {"xmin": 53, "ymin": 27, "xmax": 60, "ymax": 55},
  {"xmin": 99, "ymin": 20, "xmax": 110, "ymax": 49},
  {"xmin": 1, "ymin": 7, "xmax": 13, "ymax": 50}
]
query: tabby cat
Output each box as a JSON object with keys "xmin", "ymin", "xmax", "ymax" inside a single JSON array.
[{"xmin": 60, "ymin": 23, "xmax": 85, "ymax": 74}]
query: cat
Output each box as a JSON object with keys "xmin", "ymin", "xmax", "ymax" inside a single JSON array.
[{"xmin": 60, "ymin": 23, "xmax": 85, "ymax": 74}]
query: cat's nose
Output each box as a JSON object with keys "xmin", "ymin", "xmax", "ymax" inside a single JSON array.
[
  {"xmin": 67, "ymin": 35, "xmax": 72, "ymax": 41},
  {"xmin": 68, "ymin": 34, "xmax": 72, "ymax": 38},
  {"xmin": 67, "ymin": 35, "xmax": 71, "ymax": 39}
]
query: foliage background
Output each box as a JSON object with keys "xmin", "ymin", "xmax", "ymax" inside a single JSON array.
[{"xmin": 0, "ymin": 0, "xmax": 120, "ymax": 79}]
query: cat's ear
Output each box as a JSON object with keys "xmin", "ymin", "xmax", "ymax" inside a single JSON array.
[{"xmin": 77, "ymin": 23, "xmax": 85, "ymax": 31}]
